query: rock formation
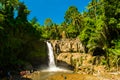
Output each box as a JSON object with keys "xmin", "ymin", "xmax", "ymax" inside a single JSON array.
[{"xmin": 50, "ymin": 38, "xmax": 85, "ymax": 53}]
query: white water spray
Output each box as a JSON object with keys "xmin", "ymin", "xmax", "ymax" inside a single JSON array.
[
  {"xmin": 46, "ymin": 41, "xmax": 56, "ymax": 68},
  {"xmin": 42, "ymin": 41, "xmax": 72, "ymax": 72}
]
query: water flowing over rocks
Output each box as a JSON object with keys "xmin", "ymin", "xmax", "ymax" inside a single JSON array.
[
  {"xmin": 20, "ymin": 39, "xmax": 120, "ymax": 80},
  {"xmin": 50, "ymin": 39, "xmax": 107, "ymax": 73}
]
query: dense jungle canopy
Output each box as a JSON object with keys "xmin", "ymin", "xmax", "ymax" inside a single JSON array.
[{"xmin": 0, "ymin": 0, "xmax": 120, "ymax": 70}]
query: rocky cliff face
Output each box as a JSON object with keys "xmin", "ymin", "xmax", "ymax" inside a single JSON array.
[
  {"xmin": 50, "ymin": 38, "xmax": 85, "ymax": 53},
  {"xmin": 57, "ymin": 53, "xmax": 106, "ymax": 74}
]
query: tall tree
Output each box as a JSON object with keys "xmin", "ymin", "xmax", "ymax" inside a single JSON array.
[
  {"xmin": 16, "ymin": 2, "xmax": 30, "ymax": 21},
  {"xmin": 64, "ymin": 6, "xmax": 83, "ymax": 37}
]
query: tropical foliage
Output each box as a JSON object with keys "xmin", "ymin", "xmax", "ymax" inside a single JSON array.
[
  {"xmin": 0, "ymin": 0, "xmax": 120, "ymax": 70},
  {"xmin": 0, "ymin": 0, "xmax": 41, "ymax": 70}
]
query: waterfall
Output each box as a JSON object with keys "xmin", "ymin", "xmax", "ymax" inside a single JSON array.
[
  {"xmin": 46, "ymin": 41, "xmax": 57, "ymax": 69},
  {"xmin": 45, "ymin": 41, "xmax": 71, "ymax": 72}
]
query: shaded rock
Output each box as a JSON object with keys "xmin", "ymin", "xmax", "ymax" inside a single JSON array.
[{"xmin": 92, "ymin": 47, "xmax": 106, "ymax": 56}]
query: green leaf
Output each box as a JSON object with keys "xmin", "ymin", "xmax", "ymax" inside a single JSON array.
[
  {"xmin": 0, "ymin": 14, "xmax": 4, "ymax": 22},
  {"xmin": 117, "ymin": 23, "xmax": 120, "ymax": 28},
  {"xmin": 109, "ymin": 18, "xmax": 117, "ymax": 25},
  {"xmin": 0, "ymin": 26, "xmax": 4, "ymax": 30}
]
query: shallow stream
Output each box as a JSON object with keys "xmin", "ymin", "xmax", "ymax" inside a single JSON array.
[{"xmin": 40, "ymin": 67, "xmax": 73, "ymax": 80}]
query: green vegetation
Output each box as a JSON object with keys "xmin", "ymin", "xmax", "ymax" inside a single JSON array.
[
  {"xmin": 0, "ymin": 0, "xmax": 120, "ymax": 71},
  {"xmin": 0, "ymin": 0, "xmax": 44, "ymax": 70}
]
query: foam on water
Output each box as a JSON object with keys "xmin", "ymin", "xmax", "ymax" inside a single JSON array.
[{"xmin": 41, "ymin": 67, "xmax": 72, "ymax": 72}]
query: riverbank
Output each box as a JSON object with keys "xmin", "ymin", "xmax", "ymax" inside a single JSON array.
[
  {"xmin": 9, "ymin": 51, "xmax": 119, "ymax": 80},
  {"xmin": 21, "ymin": 52, "xmax": 120, "ymax": 80},
  {"xmin": 21, "ymin": 70, "xmax": 120, "ymax": 80},
  {"xmin": 46, "ymin": 72, "xmax": 120, "ymax": 80}
]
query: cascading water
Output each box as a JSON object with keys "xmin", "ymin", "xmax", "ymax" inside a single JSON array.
[
  {"xmin": 40, "ymin": 41, "xmax": 72, "ymax": 80},
  {"xmin": 46, "ymin": 41, "xmax": 56, "ymax": 69},
  {"xmin": 43, "ymin": 41, "xmax": 72, "ymax": 72}
]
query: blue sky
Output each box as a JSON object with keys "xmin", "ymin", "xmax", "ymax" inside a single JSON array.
[{"xmin": 20, "ymin": 0, "xmax": 91, "ymax": 25}]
